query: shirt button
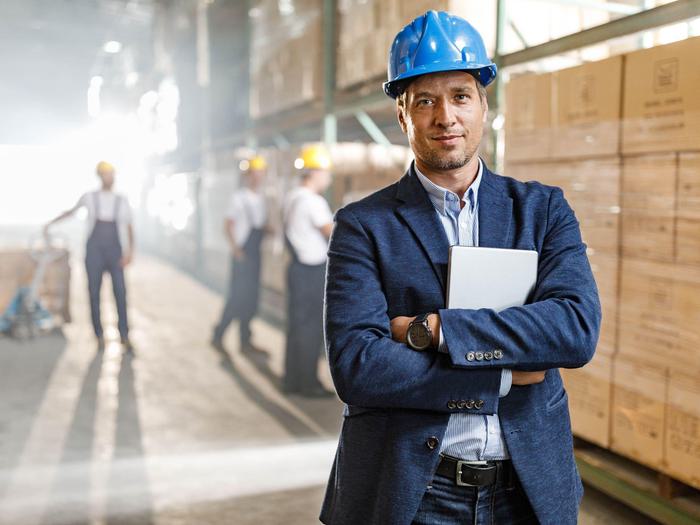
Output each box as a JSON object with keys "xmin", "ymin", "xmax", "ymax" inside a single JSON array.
[
  {"xmin": 447, "ymin": 400, "xmax": 457, "ymax": 410},
  {"xmin": 426, "ymin": 436, "xmax": 439, "ymax": 450},
  {"xmin": 493, "ymin": 349, "xmax": 503, "ymax": 360},
  {"xmin": 466, "ymin": 399, "xmax": 475, "ymax": 409},
  {"xmin": 475, "ymin": 352, "xmax": 484, "ymax": 361},
  {"xmin": 475, "ymin": 400, "xmax": 485, "ymax": 409},
  {"xmin": 466, "ymin": 352, "xmax": 475, "ymax": 362},
  {"xmin": 457, "ymin": 400, "xmax": 467, "ymax": 409},
  {"xmin": 484, "ymin": 351, "xmax": 493, "ymax": 361}
]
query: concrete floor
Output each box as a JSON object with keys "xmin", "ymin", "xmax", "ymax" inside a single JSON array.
[{"xmin": 0, "ymin": 256, "xmax": 658, "ymax": 524}]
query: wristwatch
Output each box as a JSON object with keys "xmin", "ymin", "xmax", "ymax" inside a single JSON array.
[{"xmin": 407, "ymin": 313, "xmax": 433, "ymax": 351}]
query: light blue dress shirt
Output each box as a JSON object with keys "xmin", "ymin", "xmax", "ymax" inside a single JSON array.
[{"xmin": 415, "ymin": 160, "xmax": 512, "ymax": 460}]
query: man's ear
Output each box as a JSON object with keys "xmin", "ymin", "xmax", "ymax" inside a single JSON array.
[
  {"xmin": 482, "ymin": 98, "xmax": 489, "ymax": 124},
  {"xmin": 396, "ymin": 100, "xmax": 408, "ymax": 134}
]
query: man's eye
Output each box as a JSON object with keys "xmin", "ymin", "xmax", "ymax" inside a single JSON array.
[
  {"xmin": 417, "ymin": 99, "xmax": 433, "ymax": 106},
  {"xmin": 456, "ymin": 94, "xmax": 470, "ymax": 101}
]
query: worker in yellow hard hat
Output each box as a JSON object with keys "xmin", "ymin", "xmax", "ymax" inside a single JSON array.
[
  {"xmin": 212, "ymin": 155, "xmax": 269, "ymax": 355},
  {"xmin": 45, "ymin": 161, "xmax": 135, "ymax": 352},
  {"xmin": 282, "ymin": 144, "xmax": 334, "ymax": 397}
]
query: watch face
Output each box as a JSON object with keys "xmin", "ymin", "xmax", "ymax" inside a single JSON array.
[{"xmin": 408, "ymin": 323, "xmax": 431, "ymax": 350}]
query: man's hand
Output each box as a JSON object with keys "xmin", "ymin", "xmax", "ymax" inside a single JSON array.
[
  {"xmin": 390, "ymin": 314, "xmax": 440, "ymax": 348},
  {"xmin": 233, "ymin": 246, "xmax": 246, "ymax": 261},
  {"xmin": 120, "ymin": 251, "xmax": 133, "ymax": 268},
  {"xmin": 512, "ymin": 371, "xmax": 546, "ymax": 385}
]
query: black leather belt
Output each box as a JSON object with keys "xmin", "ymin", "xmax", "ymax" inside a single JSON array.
[{"xmin": 436, "ymin": 455, "xmax": 515, "ymax": 488}]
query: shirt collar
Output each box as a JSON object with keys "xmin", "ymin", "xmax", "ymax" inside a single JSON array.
[{"xmin": 414, "ymin": 159, "xmax": 483, "ymax": 215}]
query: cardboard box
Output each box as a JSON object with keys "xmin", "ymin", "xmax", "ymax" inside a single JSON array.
[
  {"xmin": 250, "ymin": 0, "xmax": 323, "ymax": 118},
  {"xmin": 665, "ymin": 368, "xmax": 700, "ymax": 490},
  {"xmin": 336, "ymin": 0, "xmax": 400, "ymax": 89},
  {"xmin": 618, "ymin": 257, "xmax": 700, "ymax": 371},
  {"xmin": 329, "ymin": 142, "xmax": 410, "ymax": 207},
  {"xmin": 588, "ymin": 252, "xmax": 619, "ymax": 356},
  {"xmin": 611, "ymin": 356, "xmax": 667, "ymax": 469},
  {"xmin": 505, "ymin": 72, "xmax": 554, "ymax": 162},
  {"xmin": 508, "ymin": 158, "xmax": 621, "ymax": 256},
  {"xmin": 562, "ymin": 352, "xmax": 613, "ymax": 448},
  {"xmin": 622, "ymin": 36, "xmax": 700, "ymax": 154},
  {"xmin": 677, "ymin": 153, "xmax": 700, "ymax": 265},
  {"xmin": 551, "ymin": 56, "xmax": 623, "ymax": 159},
  {"xmin": 621, "ymin": 153, "xmax": 677, "ymax": 262}
]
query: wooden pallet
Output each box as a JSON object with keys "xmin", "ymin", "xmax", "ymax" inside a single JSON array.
[{"xmin": 574, "ymin": 437, "xmax": 700, "ymax": 525}]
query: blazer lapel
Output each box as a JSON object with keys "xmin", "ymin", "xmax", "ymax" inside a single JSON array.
[
  {"xmin": 395, "ymin": 170, "xmax": 450, "ymax": 292},
  {"xmin": 478, "ymin": 167, "xmax": 513, "ymax": 248}
]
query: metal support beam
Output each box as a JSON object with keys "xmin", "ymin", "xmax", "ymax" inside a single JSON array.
[
  {"xmin": 322, "ymin": 0, "xmax": 337, "ymax": 144},
  {"xmin": 491, "ymin": 0, "xmax": 508, "ymax": 172},
  {"xmin": 500, "ymin": 0, "xmax": 700, "ymax": 68},
  {"xmin": 355, "ymin": 111, "xmax": 392, "ymax": 146},
  {"xmin": 508, "ymin": 18, "xmax": 530, "ymax": 49},
  {"xmin": 545, "ymin": 0, "xmax": 641, "ymax": 15},
  {"xmin": 272, "ymin": 134, "xmax": 289, "ymax": 149},
  {"xmin": 323, "ymin": 113, "xmax": 337, "ymax": 144}
]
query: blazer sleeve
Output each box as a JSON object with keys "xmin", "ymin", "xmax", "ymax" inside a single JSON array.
[
  {"xmin": 439, "ymin": 187, "xmax": 602, "ymax": 371},
  {"xmin": 325, "ymin": 206, "xmax": 503, "ymax": 414}
]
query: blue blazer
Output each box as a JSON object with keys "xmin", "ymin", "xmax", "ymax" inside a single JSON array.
[{"xmin": 320, "ymin": 164, "xmax": 601, "ymax": 525}]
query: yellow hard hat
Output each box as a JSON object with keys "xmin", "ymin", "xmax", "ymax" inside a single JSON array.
[
  {"xmin": 249, "ymin": 155, "xmax": 267, "ymax": 171},
  {"xmin": 295, "ymin": 143, "xmax": 332, "ymax": 170},
  {"xmin": 96, "ymin": 161, "xmax": 115, "ymax": 175}
]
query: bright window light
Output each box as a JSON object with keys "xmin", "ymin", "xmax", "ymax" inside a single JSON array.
[{"xmin": 103, "ymin": 40, "xmax": 122, "ymax": 54}]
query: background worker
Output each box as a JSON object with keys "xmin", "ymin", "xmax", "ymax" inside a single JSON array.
[
  {"xmin": 211, "ymin": 155, "xmax": 268, "ymax": 355},
  {"xmin": 283, "ymin": 144, "xmax": 334, "ymax": 397},
  {"xmin": 45, "ymin": 161, "xmax": 135, "ymax": 352}
]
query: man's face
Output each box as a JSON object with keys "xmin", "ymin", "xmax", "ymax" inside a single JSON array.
[
  {"xmin": 248, "ymin": 168, "xmax": 266, "ymax": 188},
  {"xmin": 310, "ymin": 169, "xmax": 332, "ymax": 193},
  {"xmin": 397, "ymin": 71, "xmax": 488, "ymax": 172},
  {"xmin": 99, "ymin": 170, "xmax": 115, "ymax": 188}
]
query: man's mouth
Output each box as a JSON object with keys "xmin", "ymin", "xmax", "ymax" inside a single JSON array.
[{"xmin": 432, "ymin": 134, "xmax": 463, "ymax": 144}]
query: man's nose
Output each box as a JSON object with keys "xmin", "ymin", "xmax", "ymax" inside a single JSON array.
[{"xmin": 433, "ymin": 98, "xmax": 456, "ymax": 128}]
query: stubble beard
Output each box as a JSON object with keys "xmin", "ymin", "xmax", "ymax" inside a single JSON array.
[{"xmin": 420, "ymin": 146, "xmax": 473, "ymax": 172}]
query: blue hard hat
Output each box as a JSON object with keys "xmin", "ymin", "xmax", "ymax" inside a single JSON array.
[{"xmin": 384, "ymin": 10, "xmax": 497, "ymax": 99}]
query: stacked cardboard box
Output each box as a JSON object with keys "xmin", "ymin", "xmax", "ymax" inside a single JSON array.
[
  {"xmin": 551, "ymin": 56, "xmax": 623, "ymax": 159},
  {"xmin": 612, "ymin": 37, "xmax": 700, "ymax": 486},
  {"xmin": 506, "ymin": 57, "xmax": 624, "ymax": 448},
  {"xmin": 505, "ymin": 38, "xmax": 700, "ymax": 486},
  {"xmin": 336, "ymin": 0, "xmax": 493, "ymax": 90},
  {"xmin": 250, "ymin": 0, "xmax": 323, "ymax": 118},
  {"xmin": 329, "ymin": 142, "xmax": 412, "ymax": 207},
  {"xmin": 504, "ymin": 72, "xmax": 553, "ymax": 162}
]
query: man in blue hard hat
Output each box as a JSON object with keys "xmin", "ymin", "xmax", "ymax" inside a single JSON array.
[{"xmin": 321, "ymin": 10, "xmax": 600, "ymax": 525}]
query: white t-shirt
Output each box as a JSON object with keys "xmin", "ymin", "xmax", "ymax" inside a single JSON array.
[
  {"xmin": 226, "ymin": 187, "xmax": 267, "ymax": 247},
  {"xmin": 284, "ymin": 186, "xmax": 333, "ymax": 266},
  {"xmin": 76, "ymin": 190, "xmax": 133, "ymax": 231}
]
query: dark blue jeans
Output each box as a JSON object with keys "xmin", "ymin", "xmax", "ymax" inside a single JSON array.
[{"xmin": 412, "ymin": 471, "xmax": 539, "ymax": 525}]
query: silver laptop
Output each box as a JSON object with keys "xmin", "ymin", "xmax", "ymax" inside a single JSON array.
[{"xmin": 446, "ymin": 246, "xmax": 538, "ymax": 311}]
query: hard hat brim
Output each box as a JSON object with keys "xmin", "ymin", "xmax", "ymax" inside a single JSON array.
[{"xmin": 383, "ymin": 62, "xmax": 497, "ymax": 99}]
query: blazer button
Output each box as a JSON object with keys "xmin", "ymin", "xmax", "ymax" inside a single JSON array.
[
  {"xmin": 475, "ymin": 400, "xmax": 484, "ymax": 409},
  {"xmin": 494, "ymin": 349, "xmax": 503, "ymax": 360},
  {"xmin": 447, "ymin": 400, "xmax": 457, "ymax": 410},
  {"xmin": 466, "ymin": 352, "xmax": 475, "ymax": 362},
  {"xmin": 475, "ymin": 352, "xmax": 484, "ymax": 361},
  {"xmin": 457, "ymin": 400, "xmax": 467, "ymax": 409},
  {"xmin": 426, "ymin": 436, "xmax": 439, "ymax": 450},
  {"xmin": 466, "ymin": 399, "xmax": 475, "ymax": 409},
  {"xmin": 484, "ymin": 351, "xmax": 493, "ymax": 361}
]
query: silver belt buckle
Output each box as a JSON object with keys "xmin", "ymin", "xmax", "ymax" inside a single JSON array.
[{"xmin": 455, "ymin": 460, "xmax": 476, "ymax": 487}]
